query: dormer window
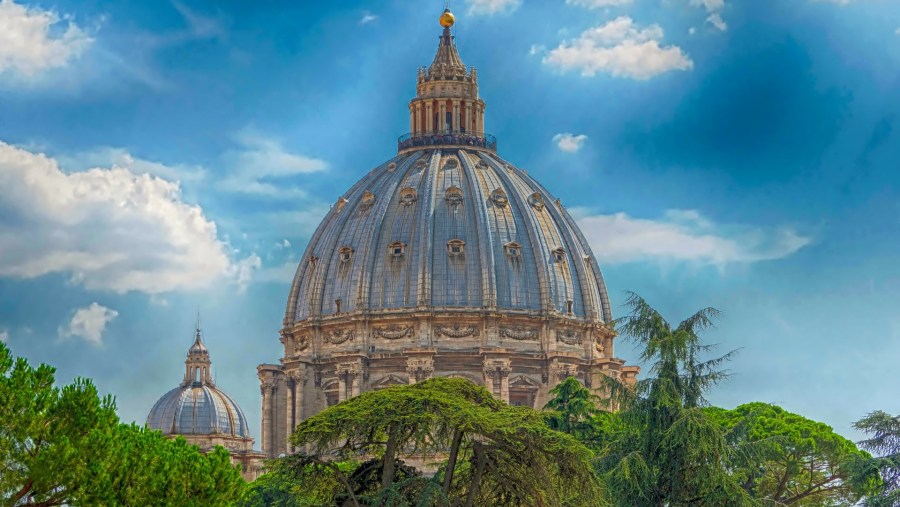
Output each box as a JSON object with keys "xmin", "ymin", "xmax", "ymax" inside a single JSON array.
[
  {"xmin": 505, "ymin": 242, "xmax": 521, "ymax": 258},
  {"xmin": 445, "ymin": 186, "xmax": 463, "ymax": 206},
  {"xmin": 387, "ymin": 162, "xmax": 397, "ymax": 172},
  {"xmin": 447, "ymin": 239, "xmax": 465, "ymax": 257},
  {"xmin": 553, "ymin": 247, "xmax": 566, "ymax": 263},
  {"xmin": 416, "ymin": 159, "xmax": 427, "ymax": 169},
  {"xmin": 335, "ymin": 298, "xmax": 342, "ymax": 313},
  {"xmin": 389, "ymin": 241, "xmax": 406, "ymax": 258},
  {"xmin": 490, "ymin": 188, "xmax": 508, "ymax": 208},
  {"xmin": 399, "ymin": 187, "xmax": 418, "ymax": 206},
  {"xmin": 443, "ymin": 159, "xmax": 458, "ymax": 170},
  {"xmin": 361, "ymin": 191, "xmax": 376, "ymax": 210},
  {"xmin": 528, "ymin": 192, "xmax": 544, "ymax": 211},
  {"xmin": 339, "ymin": 246, "xmax": 354, "ymax": 263},
  {"xmin": 566, "ymin": 299, "xmax": 574, "ymax": 315},
  {"xmin": 308, "ymin": 255, "xmax": 319, "ymax": 267}
]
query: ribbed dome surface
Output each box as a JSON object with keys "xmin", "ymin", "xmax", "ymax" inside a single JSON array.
[
  {"xmin": 285, "ymin": 148, "xmax": 612, "ymax": 325},
  {"xmin": 146, "ymin": 384, "xmax": 250, "ymax": 438}
]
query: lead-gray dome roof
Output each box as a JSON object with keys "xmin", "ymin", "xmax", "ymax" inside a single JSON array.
[
  {"xmin": 146, "ymin": 384, "xmax": 250, "ymax": 438},
  {"xmin": 284, "ymin": 148, "xmax": 612, "ymax": 325}
]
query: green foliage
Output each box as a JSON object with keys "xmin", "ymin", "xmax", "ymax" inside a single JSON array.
[
  {"xmin": 544, "ymin": 376, "xmax": 602, "ymax": 442},
  {"xmin": 288, "ymin": 377, "xmax": 603, "ymax": 506},
  {"xmin": 708, "ymin": 402, "xmax": 875, "ymax": 506},
  {"xmin": 854, "ymin": 411, "xmax": 900, "ymax": 507},
  {"xmin": 595, "ymin": 292, "xmax": 754, "ymax": 507},
  {"xmin": 0, "ymin": 341, "xmax": 245, "ymax": 506}
]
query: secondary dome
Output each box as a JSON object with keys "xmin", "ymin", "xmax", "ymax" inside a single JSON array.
[{"xmin": 147, "ymin": 326, "xmax": 250, "ymax": 440}]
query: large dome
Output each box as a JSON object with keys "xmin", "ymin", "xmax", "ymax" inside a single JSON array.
[
  {"xmin": 284, "ymin": 149, "xmax": 613, "ymax": 324},
  {"xmin": 256, "ymin": 8, "xmax": 637, "ymax": 459}
]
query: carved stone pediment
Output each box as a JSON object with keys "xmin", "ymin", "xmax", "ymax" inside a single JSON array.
[
  {"xmin": 435, "ymin": 323, "xmax": 478, "ymax": 338},
  {"xmin": 324, "ymin": 329, "xmax": 354, "ymax": 345},
  {"xmin": 499, "ymin": 326, "xmax": 538, "ymax": 341},
  {"xmin": 556, "ymin": 328, "xmax": 583, "ymax": 346},
  {"xmin": 373, "ymin": 324, "xmax": 413, "ymax": 340}
]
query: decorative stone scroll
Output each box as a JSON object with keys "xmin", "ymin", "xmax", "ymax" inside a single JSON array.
[
  {"xmin": 556, "ymin": 329, "xmax": 583, "ymax": 346},
  {"xmin": 483, "ymin": 359, "xmax": 512, "ymax": 379},
  {"xmin": 373, "ymin": 324, "xmax": 413, "ymax": 340},
  {"xmin": 444, "ymin": 186, "xmax": 463, "ymax": 206},
  {"xmin": 324, "ymin": 329, "xmax": 354, "ymax": 345},
  {"xmin": 499, "ymin": 326, "xmax": 538, "ymax": 341},
  {"xmin": 294, "ymin": 335, "xmax": 310, "ymax": 352},
  {"xmin": 434, "ymin": 323, "xmax": 478, "ymax": 338}
]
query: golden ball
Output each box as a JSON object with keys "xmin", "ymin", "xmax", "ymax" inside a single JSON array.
[{"xmin": 439, "ymin": 10, "xmax": 455, "ymax": 28}]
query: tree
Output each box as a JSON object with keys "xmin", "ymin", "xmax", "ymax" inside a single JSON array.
[
  {"xmin": 0, "ymin": 341, "xmax": 245, "ymax": 506},
  {"xmin": 595, "ymin": 292, "xmax": 754, "ymax": 507},
  {"xmin": 288, "ymin": 377, "xmax": 604, "ymax": 506},
  {"xmin": 543, "ymin": 376, "xmax": 601, "ymax": 441},
  {"xmin": 708, "ymin": 402, "xmax": 874, "ymax": 506},
  {"xmin": 854, "ymin": 411, "xmax": 900, "ymax": 507}
]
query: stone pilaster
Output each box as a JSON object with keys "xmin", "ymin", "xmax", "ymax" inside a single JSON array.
[{"xmin": 482, "ymin": 358, "xmax": 511, "ymax": 402}]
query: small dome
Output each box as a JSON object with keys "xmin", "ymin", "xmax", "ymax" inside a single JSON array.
[{"xmin": 147, "ymin": 384, "xmax": 250, "ymax": 438}]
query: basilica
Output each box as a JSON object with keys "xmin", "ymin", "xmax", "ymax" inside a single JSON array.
[{"xmin": 146, "ymin": 6, "xmax": 637, "ymax": 472}]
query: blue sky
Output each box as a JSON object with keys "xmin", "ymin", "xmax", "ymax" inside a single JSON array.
[{"xmin": 0, "ymin": 0, "xmax": 898, "ymax": 445}]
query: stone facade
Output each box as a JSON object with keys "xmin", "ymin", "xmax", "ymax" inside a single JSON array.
[{"xmin": 257, "ymin": 9, "xmax": 639, "ymax": 459}]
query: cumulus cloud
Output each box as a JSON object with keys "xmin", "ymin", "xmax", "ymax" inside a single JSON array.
[
  {"xmin": 553, "ymin": 133, "xmax": 589, "ymax": 152},
  {"xmin": 59, "ymin": 303, "xmax": 118, "ymax": 346},
  {"xmin": 690, "ymin": 0, "xmax": 728, "ymax": 32},
  {"xmin": 543, "ymin": 16, "xmax": 693, "ymax": 79},
  {"xmin": 0, "ymin": 0, "xmax": 93, "ymax": 79},
  {"xmin": 465, "ymin": 0, "xmax": 522, "ymax": 15},
  {"xmin": 0, "ymin": 329, "xmax": 7, "ymax": 343},
  {"xmin": 359, "ymin": 13, "xmax": 377, "ymax": 24},
  {"xmin": 572, "ymin": 209, "xmax": 810, "ymax": 265},
  {"xmin": 232, "ymin": 253, "xmax": 261, "ymax": 294},
  {"xmin": 566, "ymin": 0, "xmax": 632, "ymax": 8},
  {"xmin": 0, "ymin": 141, "xmax": 244, "ymax": 294},
  {"xmin": 58, "ymin": 148, "xmax": 207, "ymax": 183},
  {"xmin": 218, "ymin": 127, "xmax": 328, "ymax": 198}
]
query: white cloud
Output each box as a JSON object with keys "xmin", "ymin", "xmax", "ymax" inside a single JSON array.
[
  {"xmin": 553, "ymin": 133, "xmax": 589, "ymax": 152},
  {"xmin": 895, "ymin": 27, "xmax": 900, "ymax": 35},
  {"xmin": 566, "ymin": 0, "xmax": 632, "ymax": 8},
  {"xmin": 59, "ymin": 303, "xmax": 118, "ymax": 346},
  {"xmin": 232, "ymin": 254, "xmax": 261, "ymax": 294},
  {"xmin": 572, "ymin": 209, "xmax": 810, "ymax": 265},
  {"xmin": 529, "ymin": 44, "xmax": 545, "ymax": 56},
  {"xmin": 465, "ymin": 0, "xmax": 522, "ymax": 15},
  {"xmin": 690, "ymin": 0, "xmax": 728, "ymax": 32},
  {"xmin": 0, "ymin": 141, "xmax": 241, "ymax": 294},
  {"xmin": 58, "ymin": 148, "xmax": 206, "ymax": 183},
  {"xmin": 0, "ymin": 0, "xmax": 93, "ymax": 79},
  {"xmin": 0, "ymin": 329, "xmax": 7, "ymax": 343},
  {"xmin": 360, "ymin": 13, "xmax": 377, "ymax": 24},
  {"xmin": 543, "ymin": 16, "xmax": 693, "ymax": 79},
  {"xmin": 218, "ymin": 127, "xmax": 328, "ymax": 198}
]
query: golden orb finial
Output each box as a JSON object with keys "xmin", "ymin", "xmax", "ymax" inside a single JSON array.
[{"xmin": 439, "ymin": 8, "xmax": 455, "ymax": 28}]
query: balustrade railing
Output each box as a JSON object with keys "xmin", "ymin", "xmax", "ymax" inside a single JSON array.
[{"xmin": 398, "ymin": 130, "xmax": 497, "ymax": 153}]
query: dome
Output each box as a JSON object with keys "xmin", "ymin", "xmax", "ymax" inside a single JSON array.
[
  {"xmin": 147, "ymin": 384, "xmax": 250, "ymax": 438},
  {"xmin": 258, "ymin": 7, "xmax": 638, "ymax": 459},
  {"xmin": 147, "ymin": 324, "xmax": 251, "ymax": 441},
  {"xmin": 284, "ymin": 149, "xmax": 613, "ymax": 325}
]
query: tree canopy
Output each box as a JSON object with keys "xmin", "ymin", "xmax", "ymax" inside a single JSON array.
[
  {"xmin": 285, "ymin": 377, "xmax": 603, "ymax": 506},
  {"xmin": 854, "ymin": 411, "xmax": 900, "ymax": 507},
  {"xmin": 0, "ymin": 341, "xmax": 245, "ymax": 506},
  {"xmin": 708, "ymin": 402, "xmax": 875, "ymax": 506}
]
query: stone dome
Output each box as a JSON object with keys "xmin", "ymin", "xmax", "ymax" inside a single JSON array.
[
  {"xmin": 147, "ymin": 327, "xmax": 251, "ymax": 440},
  {"xmin": 256, "ymin": 8, "xmax": 638, "ymax": 459},
  {"xmin": 284, "ymin": 150, "xmax": 613, "ymax": 325}
]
